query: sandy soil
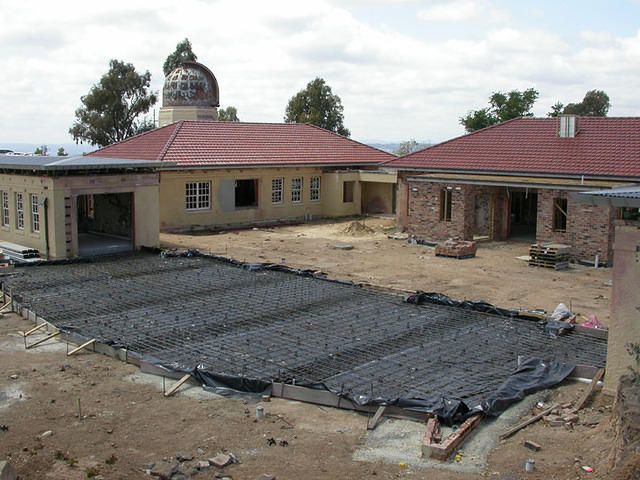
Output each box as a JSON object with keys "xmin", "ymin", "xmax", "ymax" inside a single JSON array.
[
  {"xmin": 160, "ymin": 217, "xmax": 612, "ymax": 325},
  {"xmin": 0, "ymin": 218, "xmax": 616, "ymax": 479}
]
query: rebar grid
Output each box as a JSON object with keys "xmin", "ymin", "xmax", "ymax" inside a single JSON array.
[{"xmin": 4, "ymin": 253, "xmax": 607, "ymax": 407}]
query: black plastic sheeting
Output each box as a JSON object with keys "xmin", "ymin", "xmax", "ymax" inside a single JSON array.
[
  {"xmin": 7, "ymin": 249, "xmax": 601, "ymax": 426},
  {"xmin": 477, "ymin": 357, "xmax": 574, "ymax": 417},
  {"xmin": 406, "ymin": 291, "xmax": 520, "ymax": 318}
]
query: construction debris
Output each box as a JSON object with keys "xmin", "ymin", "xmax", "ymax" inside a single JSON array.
[{"xmin": 435, "ymin": 238, "xmax": 477, "ymax": 259}]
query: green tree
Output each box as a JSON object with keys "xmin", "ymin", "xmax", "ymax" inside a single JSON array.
[
  {"xmin": 69, "ymin": 59, "xmax": 158, "ymax": 147},
  {"xmin": 218, "ymin": 106, "xmax": 239, "ymax": 122},
  {"xmin": 393, "ymin": 139, "xmax": 422, "ymax": 156},
  {"xmin": 163, "ymin": 38, "xmax": 197, "ymax": 77},
  {"xmin": 56, "ymin": 147, "xmax": 68, "ymax": 156},
  {"xmin": 564, "ymin": 90, "xmax": 610, "ymax": 117},
  {"xmin": 34, "ymin": 145, "xmax": 49, "ymax": 155},
  {"xmin": 460, "ymin": 88, "xmax": 539, "ymax": 133},
  {"xmin": 547, "ymin": 101, "xmax": 565, "ymax": 117},
  {"xmin": 284, "ymin": 77, "xmax": 350, "ymax": 137}
]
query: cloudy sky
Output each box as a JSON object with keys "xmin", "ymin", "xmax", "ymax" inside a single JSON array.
[{"xmin": 2, "ymin": 0, "xmax": 640, "ymax": 147}]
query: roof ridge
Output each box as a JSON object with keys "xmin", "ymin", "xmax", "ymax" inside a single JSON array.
[
  {"xmin": 89, "ymin": 121, "xmax": 177, "ymax": 155},
  {"xmin": 386, "ymin": 117, "xmax": 527, "ymax": 164},
  {"xmin": 157, "ymin": 121, "xmax": 184, "ymax": 161},
  {"xmin": 301, "ymin": 123, "xmax": 396, "ymax": 157}
]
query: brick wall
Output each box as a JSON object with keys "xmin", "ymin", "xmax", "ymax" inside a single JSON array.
[
  {"xmin": 404, "ymin": 181, "xmax": 508, "ymax": 241},
  {"xmin": 536, "ymin": 189, "xmax": 615, "ymax": 263}
]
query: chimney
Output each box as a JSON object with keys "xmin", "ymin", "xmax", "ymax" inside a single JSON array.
[{"xmin": 558, "ymin": 115, "xmax": 579, "ymax": 138}]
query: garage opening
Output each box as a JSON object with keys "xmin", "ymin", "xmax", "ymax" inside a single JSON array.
[
  {"xmin": 77, "ymin": 193, "xmax": 133, "ymax": 256},
  {"xmin": 509, "ymin": 190, "xmax": 538, "ymax": 240}
]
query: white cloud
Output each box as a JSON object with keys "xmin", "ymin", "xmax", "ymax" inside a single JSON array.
[{"xmin": 1, "ymin": 0, "xmax": 640, "ymax": 144}]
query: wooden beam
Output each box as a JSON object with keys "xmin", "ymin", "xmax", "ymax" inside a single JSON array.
[
  {"xmin": 0, "ymin": 301, "xmax": 12, "ymax": 312},
  {"xmin": 574, "ymin": 368, "xmax": 605, "ymax": 411},
  {"xmin": 67, "ymin": 339, "xmax": 96, "ymax": 356},
  {"xmin": 500, "ymin": 403, "xmax": 559, "ymax": 440},
  {"xmin": 25, "ymin": 331, "xmax": 61, "ymax": 349},
  {"xmin": 367, "ymin": 405, "xmax": 387, "ymax": 430},
  {"xmin": 164, "ymin": 374, "xmax": 192, "ymax": 397},
  {"xmin": 23, "ymin": 322, "xmax": 47, "ymax": 337}
]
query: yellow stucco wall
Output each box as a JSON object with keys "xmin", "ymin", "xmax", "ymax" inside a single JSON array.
[
  {"xmin": 320, "ymin": 171, "xmax": 362, "ymax": 217},
  {"xmin": 0, "ymin": 173, "xmax": 160, "ymax": 260},
  {"xmin": 160, "ymin": 168, "xmax": 331, "ymax": 230},
  {"xmin": 0, "ymin": 174, "xmax": 51, "ymax": 255}
]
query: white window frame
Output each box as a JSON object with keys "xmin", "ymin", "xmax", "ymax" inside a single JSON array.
[
  {"xmin": 272, "ymin": 178, "xmax": 283, "ymax": 205},
  {"xmin": 31, "ymin": 194, "xmax": 40, "ymax": 233},
  {"xmin": 310, "ymin": 176, "xmax": 321, "ymax": 202},
  {"xmin": 1, "ymin": 191, "xmax": 9, "ymax": 227},
  {"xmin": 291, "ymin": 177, "xmax": 302, "ymax": 204},
  {"xmin": 185, "ymin": 181, "xmax": 211, "ymax": 211},
  {"xmin": 15, "ymin": 192, "xmax": 24, "ymax": 230}
]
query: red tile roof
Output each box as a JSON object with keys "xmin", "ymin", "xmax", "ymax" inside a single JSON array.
[
  {"xmin": 89, "ymin": 121, "xmax": 394, "ymax": 167},
  {"xmin": 384, "ymin": 117, "xmax": 640, "ymax": 179}
]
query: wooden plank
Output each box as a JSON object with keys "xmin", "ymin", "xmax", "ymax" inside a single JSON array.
[
  {"xmin": 367, "ymin": 406, "xmax": 387, "ymax": 430},
  {"xmin": 574, "ymin": 368, "xmax": 605, "ymax": 411},
  {"xmin": 500, "ymin": 403, "xmax": 559, "ymax": 440},
  {"xmin": 164, "ymin": 373, "xmax": 192, "ymax": 397},
  {"xmin": 67, "ymin": 339, "xmax": 96, "ymax": 356},
  {"xmin": 23, "ymin": 322, "xmax": 47, "ymax": 337},
  {"xmin": 0, "ymin": 300, "xmax": 12, "ymax": 312},
  {"xmin": 25, "ymin": 331, "xmax": 61, "ymax": 349}
]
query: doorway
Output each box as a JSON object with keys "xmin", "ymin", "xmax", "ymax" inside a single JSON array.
[
  {"xmin": 509, "ymin": 190, "xmax": 538, "ymax": 240},
  {"xmin": 77, "ymin": 193, "xmax": 133, "ymax": 256}
]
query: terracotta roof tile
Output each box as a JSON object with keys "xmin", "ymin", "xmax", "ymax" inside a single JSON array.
[
  {"xmin": 90, "ymin": 121, "xmax": 394, "ymax": 167},
  {"xmin": 384, "ymin": 117, "xmax": 640, "ymax": 179}
]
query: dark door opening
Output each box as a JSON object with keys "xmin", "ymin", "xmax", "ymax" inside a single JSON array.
[
  {"xmin": 77, "ymin": 192, "xmax": 133, "ymax": 256},
  {"xmin": 509, "ymin": 190, "xmax": 537, "ymax": 240},
  {"xmin": 235, "ymin": 179, "xmax": 258, "ymax": 208}
]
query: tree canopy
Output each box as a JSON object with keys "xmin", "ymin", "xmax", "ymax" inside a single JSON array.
[
  {"xmin": 547, "ymin": 90, "xmax": 610, "ymax": 117},
  {"xmin": 284, "ymin": 77, "xmax": 350, "ymax": 137},
  {"xmin": 163, "ymin": 38, "xmax": 197, "ymax": 77},
  {"xmin": 34, "ymin": 145, "xmax": 48, "ymax": 155},
  {"xmin": 218, "ymin": 106, "xmax": 239, "ymax": 122},
  {"xmin": 69, "ymin": 59, "xmax": 158, "ymax": 147},
  {"xmin": 460, "ymin": 88, "xmax": 539, "ymax": 133},
  {"xmin": 393, "ymin": 139, "xmax": 423, "ymax": 156},
  {"xmin": 56, "ymin": 147, "xmax": 68, "ymax": 156}
]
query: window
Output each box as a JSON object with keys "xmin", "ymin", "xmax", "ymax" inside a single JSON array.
[
  {"xmin": 440, "ymin": 189, "xmax": 452, "ymax": 221},
  {"xmin": 291, "ymin": 177, "xmax": 302, "ymax": 203},
  {"xmin": 185, "ymin": 182, "xmax": 211, "ymax": 210},
  {"xmin": 310, "ymin": 176, "xmax": 321, "ymax": 202},
  {"xmin": 271, "ymin": 178, "xmax": 283, "ymax": 204},
  {"xmin": 15, "ymin": 192, "xmax": 24, "ymax": 230},
  {"xmin": 553, "ymin": 198, "xmax": 568, "ymax": 231},
  {"xmin": 31, "ymin": 195, "xmax": 40, "ymax": 233},
  {"xmin": 617, "ymin": 207, "xmax": 640, "ymax": 221},
  {"xmin": 1, "ymin": 191, "xmax": 9, "ymax": 227},
  {"xmin": 235, "ymin": 179, "xmax": 258, "ymax": 208},
  {"xmin": 343, "ymin": 181, "xmax": 354, "ymax": 203}
]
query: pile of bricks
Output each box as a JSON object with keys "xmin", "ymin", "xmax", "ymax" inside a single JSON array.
[
  {"xmin": 434, "ymin": 238, "xmax": 477, "ymax": 259},
  {"xmin": 541, "ymin": 403, "xmax": 581, "ymax": 428}
]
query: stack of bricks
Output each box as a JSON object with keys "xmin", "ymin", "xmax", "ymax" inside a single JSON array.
[{"xmin": 435, "ymin": 238, "xmax": 477, "ymax": 259}]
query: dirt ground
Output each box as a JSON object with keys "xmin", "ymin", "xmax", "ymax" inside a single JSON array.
[
  {"xmin": 160, "ymin": 217, "xmax": 612, "ymax": 325},
  {"xmin": 1, "ymin": 218, "xmax": 617, "ymax": 479}
]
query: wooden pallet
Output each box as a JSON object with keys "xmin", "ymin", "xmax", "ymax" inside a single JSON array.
[{"xmin": 528, "ymin": 243, "xmax": 571, "ymax": 270}]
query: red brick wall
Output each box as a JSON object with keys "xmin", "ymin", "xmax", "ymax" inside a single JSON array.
[
  {"xmin": 404, "ymin": 181, "xmax": 508, "ymax": 241},
  {"xmin": 536, "ymin": 189, "xmax": 615, "ymax": 263}
]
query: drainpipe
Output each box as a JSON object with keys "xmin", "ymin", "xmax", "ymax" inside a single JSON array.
[{"xmin": 40, "ymin": 197, "xmax": 50, "ymax": 260}]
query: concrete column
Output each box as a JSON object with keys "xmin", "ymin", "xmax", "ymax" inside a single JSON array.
[{"xmin": 604, "ymin": 224, "xmax": 640, "ymax": 395}]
